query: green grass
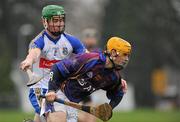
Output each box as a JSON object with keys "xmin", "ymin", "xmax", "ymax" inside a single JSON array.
[
  {"xmin": 0, "ymin": 109, "xmax": 180, "ymax": 122},
  {"xmin": 0, "ymin": 110, "xmax": 34, "ymax": 122},
  {"xmin": 98, "ymin": 109, "xmax": 180, "ymax": 122}
]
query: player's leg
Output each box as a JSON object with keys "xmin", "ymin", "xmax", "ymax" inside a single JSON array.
[
  {"xmin": 29, "ymin": 88, "xmax": 47, "ymax": 122},
  {"xmin": 66, "ymin": 105, "xmax": 78, "ymax": 122},
  {"xmin": 46, "ymin": 90, "xmax": 78, "ymax": 122},
  {"xmin": 78, "ymin": 110, "xmax": 96, "ymax": 122},
  {"xmin": 46, "ymin": 100, "xmax": 66, "ymax": 122},
  {"xmin": 46, "ymin": 111, "xmax": 66, "ymax": 122},
  {"xmin": 78, "ymin": 96, "xmax": 96, "ymax": 122}
]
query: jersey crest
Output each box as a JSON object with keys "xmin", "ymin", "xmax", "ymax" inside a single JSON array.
[
  {"xmin": 86, "ymin": 71, "xmax": 93, "ymax": 78},
  {"xmin": 62, "ymin": 47, "xmax": 68, "ymax": 55}
]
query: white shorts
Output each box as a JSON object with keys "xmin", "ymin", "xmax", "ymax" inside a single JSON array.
[{"xmin": 41, "ymin": 90, "xmax": 78, "ymax": 122}]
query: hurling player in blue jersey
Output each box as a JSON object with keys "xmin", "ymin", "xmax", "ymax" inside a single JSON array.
[
  {"xmin": 20, "ymin": 5, "xmax": 86, "ymax": 122},
  {"xmin": 45, "ymin": 37, "xmax": 131, "ymax": 122}
]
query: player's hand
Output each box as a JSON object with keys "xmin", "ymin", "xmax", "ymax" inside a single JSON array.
[
  {"xmin": 20, "ymin": 59, "xmax": 33, "ymax": 71},
  {"xmin": 45, "ymin": 91, "xmax": 56, "ymax": 102},
  {"xmin": 121, "ymin": 79, "xmax": 128, "ymax": 93}
]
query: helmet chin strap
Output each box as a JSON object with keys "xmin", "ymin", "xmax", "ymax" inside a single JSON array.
[{"xmin": 106, "ymin": 53, "xmax": 123, "ymax": 70}]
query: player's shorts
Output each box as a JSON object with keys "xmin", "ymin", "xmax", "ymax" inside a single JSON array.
[
  {"xmin": 41, "ymin": 90, "xmax": 78, "ymax": 122},
  {"xmin": 29, "ymin": 88, "xmax": 48, "ymax": 114}
]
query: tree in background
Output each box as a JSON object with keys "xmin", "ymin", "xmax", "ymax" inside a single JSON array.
[{"xmin": 102, "ymin": 0, "xmax": 180, "ymax": 107}]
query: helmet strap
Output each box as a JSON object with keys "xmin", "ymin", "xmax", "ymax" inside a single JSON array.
[
  {"xmin": 105, "ymin": 51, "xmax": 123, "ymax": 70},
  {"xmin": 105, "ymin": 52, "xmax": 116, "ymax": 69},
  {"xmin": 109, "ymin": 55, "xmax": 116, "ymax": 69},
  {"xmin": 43, "ymin": 19, "xmax": 48, "ymax": 29}
]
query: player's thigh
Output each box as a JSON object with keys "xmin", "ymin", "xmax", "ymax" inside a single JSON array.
[
  {"xmin": 78, "ymin": 111, "xmax": 96, "ymax": 122},
  {"xmin": 47, "ymin": 111, "xmax": 66, "ymax": 122},
  {"xmin": 29, "ymin": 88, "xmax": 48, "ymax": 114},
  {"xmin": 55, "ymin": 90, "xmax": 78, "ymax": 122}
]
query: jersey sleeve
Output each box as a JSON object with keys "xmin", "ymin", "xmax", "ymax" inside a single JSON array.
[
  {"xmin": 57, "ymin": 53, "xmax": 100, "ymax": 78},
  {"xmin": 106, "ymin": 81, "xmax": 124, "ymax": 109},
  {"xmin": 56, "ymin": 57, "xmax": 82, "ymax": 78},
  {"xmin": 63, "ymin": 33, "xmax": 86, "ymax": 54},
  {"xmin": 33, "ymin": 36, "xmax": 44, "ymax": 49},
  {"xmin": 48, "ymin": 64, "xmax": 63, "ymax": 91},
  {"xmin": 48, "ymin": 57, "xmax": 82, "ymax": 91},
  {"xmin": 106, "ymin": 86, "xmax": 124, "ymax": 99},
  {"xmin": 29, "ymin": 31, "xmax": 44, "ymax": 50}
]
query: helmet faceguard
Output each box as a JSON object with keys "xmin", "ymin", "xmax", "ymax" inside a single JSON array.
[
  {"xmin": 115, "ymin": 51, "xmax": 130, "ymax": 70},
  {"xmin": 42, "ymin": 5, "xmax": 66, "ymax": 36}
]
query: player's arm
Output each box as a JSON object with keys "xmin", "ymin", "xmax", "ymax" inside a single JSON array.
[
  {"xmin": 47, "ymin": 58, "xmax": 81, "ymax": 102},
  {"xmin": 20, "ymin": 46, "xmax": 41, "ymax": 71},
  {"xmin": 20, "ymin": 33, "xmax": 44, "ymax": 71},
  {"xmin": 106, "ymin": 79, "xmax": 127, "ymax": 109},
  {"xmin": 46, "ymin": 64, "xmax": 65, "ymax": 102},
  {"xmin": 48, "ymin": 64, "xmax": 66, "ymax": 92},
  {"xmin": 48, "ymin": 57, "xmax": 82, "ymax": 91},
  {"xmin": 107, "ymin": 90, "xmax": 123, "ymax": 109}
]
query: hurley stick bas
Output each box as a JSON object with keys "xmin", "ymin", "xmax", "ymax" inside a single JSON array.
[
  {"xmin": 26, "ymin": 69, "xmax": 43, "ymax": 87},
  {"xmin": 40, "ymin": 95, "xmax": 112, "ymax": 121}
]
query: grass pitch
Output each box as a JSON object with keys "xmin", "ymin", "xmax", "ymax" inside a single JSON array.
[
  {"xmin": 0, "ymin": 109, "xmax": 179, "ymax": 122},
  {"xmin": 102, "ymin": 109, "xmax": 180, "ymax": 122}
]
